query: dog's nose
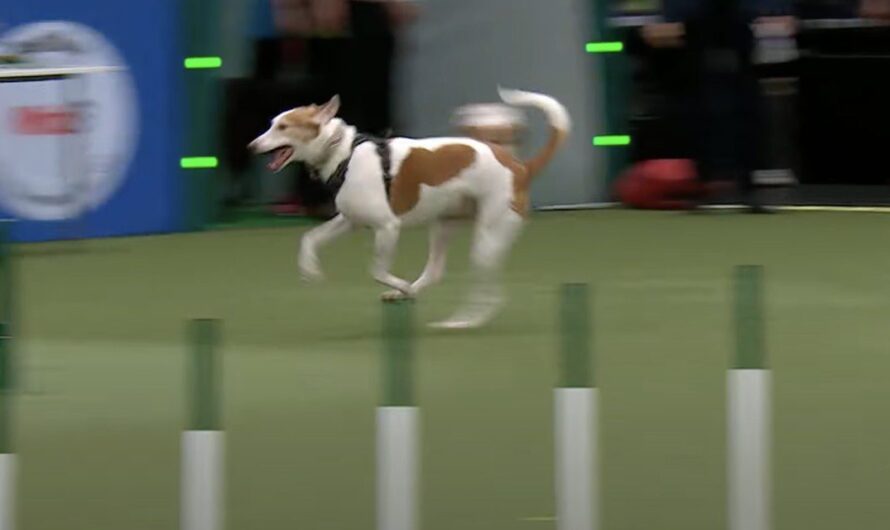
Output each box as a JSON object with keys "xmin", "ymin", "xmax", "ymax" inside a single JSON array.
[{"xmin": 247, "ymin": 139, "xmax": 257, "ymax": 152}]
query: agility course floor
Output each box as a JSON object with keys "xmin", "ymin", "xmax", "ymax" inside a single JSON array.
[{"xmin": 12, "ymin": 210, "xmax": 890, "ymax": 530}]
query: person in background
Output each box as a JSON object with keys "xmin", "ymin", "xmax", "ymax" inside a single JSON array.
[
  {"xmin": 271, "ymin": 0, "xmax": 419, "ymax": 135},
  {"xmin": 268, "ymin": 0, "xmax": 419, "ymax": 216},
  {"xmin": 251, "ymin": 0, "xmax": 288, "ymax": 80},
  {"xmin": 642, "ymin": 0, "xmax": 796, "ymax": 213},
  {"xmin": 861, "ymin": 0, "xmax": 890, "ymax": 19},
  {"xmin": 797, "ymin": 0, "xmax": 890, "ymax": 18},
  {"xmin": 221, "ymin": 0, "xmax": 303, "ymax": 215}
]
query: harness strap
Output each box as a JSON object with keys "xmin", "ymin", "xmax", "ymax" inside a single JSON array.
[{"xmin": 323, "ymin": 133, "xmax": 392, "ymax": 195}]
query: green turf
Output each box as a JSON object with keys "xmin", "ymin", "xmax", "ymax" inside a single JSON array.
[{"xmin": 9, "ymin": 210, "xmax": 890, "ymax": 530}]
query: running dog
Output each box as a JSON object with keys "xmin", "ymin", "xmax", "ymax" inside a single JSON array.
[{"xmin": 249, "ymin": 88, "xmax": 570, "ymax": 329}]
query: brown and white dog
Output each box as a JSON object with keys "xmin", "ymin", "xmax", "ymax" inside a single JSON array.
[{"xmin": 249, "ymin": 88, "xmax": 570, "ymax": 329}]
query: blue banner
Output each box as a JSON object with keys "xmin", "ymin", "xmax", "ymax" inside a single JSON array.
[{"xmin": 0, "ymin": 0, "xmax": 182, "ymax": 242}]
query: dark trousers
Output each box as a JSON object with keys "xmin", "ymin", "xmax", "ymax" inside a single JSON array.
[
  {"xmin": 295, "ymin": 4, "xmax": 395, "ymax": 206},
  {"xmin": 223, "ymin": 1, "xmax": 396, "ymax": 210},
  {"xmin": 307, "ymin": 1, "xmax": 396, "ymax": 135},
  {"xmin": 664, "ymin": 15, "xmax": 761, "ymax": 195}
]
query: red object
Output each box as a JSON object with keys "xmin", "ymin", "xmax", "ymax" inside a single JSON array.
[
  {"xmin": 11, "ymin": 106, "xmax": 79, "ymax": 135},
  {"xmin": 614, "ymin": 159, "xmax": 712, "ymax": 210},
  {"xmin": 271, "ymin": 197, "xmax": 306, "ymax": 216}
]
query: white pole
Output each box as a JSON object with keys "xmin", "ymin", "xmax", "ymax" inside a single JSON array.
[
  {"xmin": 182, "ymin": 319, "xmax": 223, "ymax": 530},
  {"xmin": 728, "ymin": 370, "xmax": 771, "ymax": 530},
  {"xmin": 181, "ymin": 431, "xmax": 224, "ymax": 530},
  {"xmin": 377, "ymin": 407, "xmax": 419, "ymax": 530},
  {"xmin": 378, "ymin": 302, "xmax": 418, "ymax": 530},
  {"xmin": 729, "ymin": 266, "xmax": 771, "ymax": 530},
  {"xmin": 0, "ymin": 320, "xmax": 14, "ymax": 530},
  {"xmin": 555, "ymin": 388, "xmax": 597, "ymax": 530},
  {"xmin": 0, "ymin": 453, "xmax": 15, "ymax": 530},
  {"xmin": 556, "ymin": 283, "xmax": 597, "ymax": 530}
]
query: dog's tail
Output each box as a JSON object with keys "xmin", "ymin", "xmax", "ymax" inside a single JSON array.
[{"xmin": 498, "ymin": 87, "xmax": 571, "ymax": 177}]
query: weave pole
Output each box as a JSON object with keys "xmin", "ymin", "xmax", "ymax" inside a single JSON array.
[
  {"xmin": 556, "ymin": 283, "xmax": 597, "ymax": 530},
  {"xmin": 728, "ymin": 266, "xmax": 771, "ymax": 530},
  {"xmin": 377, "ymin": 302, "xmax": 419, "ymax": 530},
  {"xmin": 0, "ymin": 322, "xmax": 14, "ymax": 530},
  {"xmin": 182, "ymin": 319, "xmax": 224, "ymax": 530}
]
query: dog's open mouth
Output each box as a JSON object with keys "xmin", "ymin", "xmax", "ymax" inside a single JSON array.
[{"xmin": 266, "ymin": 146, "xmax": 294, "ymax": 172}]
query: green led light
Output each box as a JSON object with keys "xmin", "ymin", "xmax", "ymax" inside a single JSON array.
[
  {"xmin": 181, "ymin": 157, "xmax": 219, "ymax": 169},
  {"xmin": 184, "ymin": 57, "xmax": 223, "ymax": 69},
  {"xmin": 585, "ymin": 42, "xmax": 624, "ymax": 53},
  {"xmin": 593, "ymin": 135, "xmax": 631, "ymax": 147}
]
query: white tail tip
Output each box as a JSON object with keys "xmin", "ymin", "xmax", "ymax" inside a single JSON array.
[
  {"xmin": 497, "ymin": 86, "xmax": 523, "ymax": 103},
  {"xmin": 497, "ymin": 86, "xmax": 571, "ymax": 133}
]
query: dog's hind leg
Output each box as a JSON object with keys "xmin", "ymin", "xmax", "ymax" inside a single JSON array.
[
  {"xmin": 381, "ymin": 220, "xmax": 456, "ymax": 302},
  {"xmin": 413, "ymin": 220, "xmax": 457, "ymax": 291},
  {"xmin": 372, "ymin": 220, "xmax": 416, "ymax": 298},
  {"xmin": 430, "ymin": 210, "xmax": 524, "ymax": 329}
]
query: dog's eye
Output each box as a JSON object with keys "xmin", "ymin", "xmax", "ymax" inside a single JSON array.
[{"xmin": 277, "ymin": 124, "xmax": 287, "ymax": 131}]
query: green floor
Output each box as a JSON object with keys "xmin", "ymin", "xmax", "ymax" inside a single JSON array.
[{"xmin": 10, "ymin": 210, "xmax": 890, "ymax": 530}]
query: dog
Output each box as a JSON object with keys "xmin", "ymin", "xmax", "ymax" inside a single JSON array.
[{"xmin": 248, "ymin": 88, "xmax": 570, "ymax": 329}]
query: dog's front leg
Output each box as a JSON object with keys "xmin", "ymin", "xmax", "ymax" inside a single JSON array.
[
  {"xmin": 298, "ymin": 214, "xmax": 353, "ymax": 281},
  {"xmin": 381, "ymin": 220, "xmax": 456, "ymax": 301},
  {"xmin": 372, "ymin": 221, "xmax": 414, "ymax": 298}
]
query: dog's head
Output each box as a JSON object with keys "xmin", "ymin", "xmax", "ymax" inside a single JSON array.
[{"xmin": 248, "ymin": 95, "xmax": 341, "ymax": 173}]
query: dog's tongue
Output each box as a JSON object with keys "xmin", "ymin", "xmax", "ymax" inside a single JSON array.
[{"xmin": 268, "ymin": 147, "xmax": 293, "ymax": 171}]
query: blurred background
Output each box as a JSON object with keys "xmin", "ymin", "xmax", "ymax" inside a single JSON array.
[
  {"xmin": 2, "ymin": 1, "xmax": 890, "ymax": 530},
  {"xmin": 2, "ymin": 0, "xmax": 889, "ymax": 238},
  {"xmin": 1, "ymin": 0, "xmax": 600, "ymax": 240}
]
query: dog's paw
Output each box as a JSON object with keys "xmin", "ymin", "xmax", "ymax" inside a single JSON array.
[
  {"xmin": 298, "ymin": 254, "xmax": 326, "ymax": 283},
  {"xmin": 380, "ymin": 289, "xmax": 415, "ymax": 303},
  {"xmin": 299, "ymin": 266, "xmax": 326, "ymax": 283},
  {"xmin": 428, "ymin": 319, "xmax": 477, "ymax": 330},
  {"xmin": 428, "ymin": 307, "xmax": 499, "ymax": 330}
]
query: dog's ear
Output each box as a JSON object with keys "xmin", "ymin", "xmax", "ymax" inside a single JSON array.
[{"xmin": 314, "ymin": 95, "xmax": 341, "ymax": 124}]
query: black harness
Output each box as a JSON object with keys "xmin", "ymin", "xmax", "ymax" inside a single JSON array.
[{"xmin": 321, "ymin": 133, "xmax": 392, "ymax": 195}]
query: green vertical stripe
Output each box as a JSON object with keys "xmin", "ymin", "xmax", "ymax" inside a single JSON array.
[
  {"xmin": 734, "ymin": 265, "xmax": 767, "ymax": 369},
  {"xmin": 0, "ymin": 322, "xmax": 12, "ymax": 452},
  {"xmin": 585, "ymin": 41, "xmax": 624, "ymax": 53},
  {"xmin": 182, "ymin": 0, "xmax": 222, "ymax": 230},
  {"xmin": 559, "ymin": 283, "xmax": 594, "ymax": 388},
  {"xmin": 381, "ymin": 302, "xmax": 415, "ymax": 406},
  {"xmin": 591, "ymin": 0, "xmax": 631, "ymax": 189},
  {"xmin": 188, "ymin": 319, "xmax": 222, "ymax": 430},
  {"xmin": 184, "ymin": 56, "xmax": 223, "ymax": 69},
  {"xmin": 180, "ymin": 157, "xmax": 219, "ymax": 169},
  {"xmin": 0, "ymin": 220, "xmax": 12, "ymax": 327},
  {"xmin": 0, "ymin": 220, "xmax": 16, "ymax": 391},
  {"xmin": 593, "ymin": 135, "xmax": 632, "ymax": 147}
]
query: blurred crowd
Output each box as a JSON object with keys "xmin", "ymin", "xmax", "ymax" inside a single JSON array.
[
  {"xmin": 620, "ymin": 0, "xmax": 890, "ymax": 212},
  {"xmin": 252, "ymin": 0, "xmax": 418, "ymax": 134},
  {"xmin": 224, "ymin": 0, "xmax": 890, "ymax": 217}
]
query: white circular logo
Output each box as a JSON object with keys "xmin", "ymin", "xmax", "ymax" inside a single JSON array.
[{"xmin": 0, "ymin": 21, "xmax": 138, "ymax": 221}]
